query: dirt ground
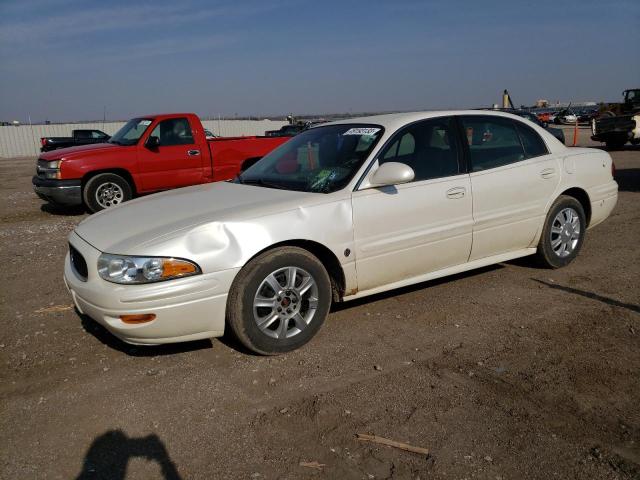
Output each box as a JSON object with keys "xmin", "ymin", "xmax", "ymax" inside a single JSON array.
[{"xmin": 1, "ymin": 141, "xmax": 638, "ymax": 479}]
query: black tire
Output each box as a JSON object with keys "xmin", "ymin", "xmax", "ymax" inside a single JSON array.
[
  {"xmin": 535, "ymin": 195, "xmax": 586, "ymax": 269},
  {"xmin": 226, "ymin": 246, "xmax": 332, "ymax": 355},
  {"xmin": 83, "ymin": 173, "xmax": 133, "ymax": 213}
]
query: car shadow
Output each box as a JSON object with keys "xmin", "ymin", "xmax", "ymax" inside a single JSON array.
[
  {"xmin": 40, "ymin": 203, "xmax": 87, "ymax": 216},
  {"xmin": 75, "ymin": 430, "xmax": 182, "ymax": 480},
  {"xmin": 331, "ymin": 264, "xmax": 503, "ymax": 312},
  {"xmin": 79, "ymin": 313, "xmax": 212, "ymax": 356}
]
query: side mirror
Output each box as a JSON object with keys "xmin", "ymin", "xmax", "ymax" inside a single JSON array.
[
  {"xmin": 368, "ymin": 162, "xmax": 415, "ymax": 188},
  {"xmin": 146, "ymin": 136, "xmax": 160, "ymax": 148}
]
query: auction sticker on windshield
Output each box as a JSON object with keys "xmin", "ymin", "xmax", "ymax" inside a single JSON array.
[{"xmin": 343, "ymin": 127, "xmax": 380, "ymax": 136}]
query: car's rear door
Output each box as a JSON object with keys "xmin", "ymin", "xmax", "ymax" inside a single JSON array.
[
  {"xmin": 137, "ymin": 117, "xmax": 206, "ymax": 191},
  {"xmin": 459, "ymin": 115, "xmax": 561, "ymax": 261},
  {"xmin": 352, "ymin": 116, "xmax": 473, "ymax": 292}
]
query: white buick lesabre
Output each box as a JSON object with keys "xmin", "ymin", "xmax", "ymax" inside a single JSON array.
[{"xmin": 65, "ymin": 111, "xmax": 618, "ymax": 354}]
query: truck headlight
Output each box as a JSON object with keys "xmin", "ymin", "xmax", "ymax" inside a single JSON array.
[
  {"xmin": 42, "ymin": 160, "xmax": 62, "ymax": 179},
  {"xmin": 97, "ymin": 254, "xmax": 201, "ymax": 284}
]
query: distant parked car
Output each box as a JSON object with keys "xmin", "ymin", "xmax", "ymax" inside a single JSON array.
[
  {"xmin": 553, "ymin": 109, "xmax": 578, "ymax": 125},
  {"xmin": 40, "ymin": 129, "xmax": 110, "ymax": 152},
  {"xmin": 265, "ymin": 123, "xmax": 309, "ymax": 137},
  {"xmin": 63, "ymin": 110, "xmax": 617, "ymax": 354},
  {"xmin": 576, "ymin": 109, "xmax": 599, "ymax": 124}
]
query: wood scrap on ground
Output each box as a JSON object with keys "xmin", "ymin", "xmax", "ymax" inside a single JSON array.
[
  {"xmin": 299, "ymin": 461, "xmax": 325, "ymax": 470},
  {"xmin": 356, "ymin": 433, "xmax": 430, "ymax": 456}
]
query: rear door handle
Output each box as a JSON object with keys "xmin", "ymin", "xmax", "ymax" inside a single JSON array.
[
  {"xmin": 446, "ymin": 187, "xmax": 466, "ymax": 199},
  {"xmin": 187, "ymin": 150, "xmax": 200, "ymax": 156},
  {"xmin": 540, "ymin": 167, "xmax": 556, "ymax": 179}
]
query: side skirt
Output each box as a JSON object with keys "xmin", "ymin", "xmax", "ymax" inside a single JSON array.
[{"xmin": 343, "ymin": 248, "xmax": 537, "ymax": 301}]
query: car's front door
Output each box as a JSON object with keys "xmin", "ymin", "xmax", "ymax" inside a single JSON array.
[
  {"xmin": 138, "ymin": 117, "xmax": 206, "ymax": 191},
  {"xmin": 458, "ymin": 115, "xmax": 561, "ymax": 261},
  {"xmin": 352, "ymin": 117, "xmax": 473, "ymax": 293}
]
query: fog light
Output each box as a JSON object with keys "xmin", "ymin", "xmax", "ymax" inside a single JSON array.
[{"xmin": 120, "ymin": 313, "xmax": 156, "ymax": 324}]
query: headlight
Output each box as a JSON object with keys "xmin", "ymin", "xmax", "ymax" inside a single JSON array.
[
  {"xmin": 97, "ymin": 254, "xmax": 201, "ymax": 284},
  {"xmin": 41, "ymin": 160, "xmax": 62, "ymax": 179}
]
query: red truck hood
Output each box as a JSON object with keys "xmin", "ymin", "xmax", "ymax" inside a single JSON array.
[{"xmin": 39, "ymin": 142, "xmax": 125, "ymax": 160}]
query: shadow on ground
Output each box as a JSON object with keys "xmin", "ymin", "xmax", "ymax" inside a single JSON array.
[
  {"xmin": 615, "ymin": 168, "xmax": 640, "ymax": 192},
  {"xmin": 76, "ymin": 430, "xmax": 182, "ymax": 480},
  {"xmin": 533, "ymin": 278, "xmax": 640, "ymax": 314},
  {"xmin": 41, "ymin": 203, "xmax": 87, "ymax": 216},
  {"xmin": 80, "ymin": 314, "xmax": 212, "ymax": 356}
]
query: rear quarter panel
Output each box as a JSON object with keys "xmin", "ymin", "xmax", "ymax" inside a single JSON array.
[{"xmin": 555, "ymin": 147, "xmax": 618, "ymax": 229}]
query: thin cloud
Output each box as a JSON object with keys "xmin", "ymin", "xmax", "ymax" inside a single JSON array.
[{"xmin": 0, "ymin": 0, "xmax": 291, "ymax": 46}]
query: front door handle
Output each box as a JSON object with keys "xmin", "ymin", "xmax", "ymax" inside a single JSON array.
[
  {"xmin": 446, "ymin": 187, "xmax": 466, "ymax": 199},
  {"xmin": 540, "ymin": 167, "xmax": 556, "ymax": 179},
  {"xmin": 187, "ymin": 150, "xmax": 200, "ymax": 156}
]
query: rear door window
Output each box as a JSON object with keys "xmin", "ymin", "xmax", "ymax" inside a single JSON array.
[
  {"xmin": 514, "ymin": 122, "xmax": 548, "ymax": 158},
  {"xmin": 460, "ymin": 116, "xmax": 526, "ymax": 171}
]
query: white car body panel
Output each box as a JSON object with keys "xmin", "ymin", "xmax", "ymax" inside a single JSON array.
[
  {"xmin": 64, "ymin": 110, "xmax": 618, "ymax": 345},
  {"xmin": 352, "ymin": 172, "xmax": 473, "ymax": 292}
]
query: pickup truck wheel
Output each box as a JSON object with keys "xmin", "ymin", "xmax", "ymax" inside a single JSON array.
[
  {"xmin": 83, "ymin": 173, "xmax": 132, "ymax": 212},
  {"xmin": 535, "ymin": 195, "xmax": 586, "ymax": 269},
  {"xmin": 226, "ymin": 246, "xmax": 332, "ymax": 355}
]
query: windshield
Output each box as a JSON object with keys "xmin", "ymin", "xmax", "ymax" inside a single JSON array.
[
  {"xmin": 238, "ymin": 124, "xmax": 384, "ymax": 193},
  {"xmin": 109, "ymin": 118, "xmax": 153, "ymax": 146}
]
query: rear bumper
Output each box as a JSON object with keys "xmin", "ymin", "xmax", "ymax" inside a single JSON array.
[
  {"xmin": 32, "ymin": 176, "xmax": 82, "ymax": 206},
  {"xmin": 64, "ymin": 232, "xmax": 238, "ymax": 345}
]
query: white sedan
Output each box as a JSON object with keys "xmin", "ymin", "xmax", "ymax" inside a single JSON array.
[{"xmin": 64, "ymin": 111, "xmax": 618, "ymax": 354}]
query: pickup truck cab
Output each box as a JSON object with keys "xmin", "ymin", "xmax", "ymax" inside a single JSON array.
[
  {"xmin": 33, "ymin": 113, "xmax": 289, "ymax": 212},
  {"xmin": 40, "ymin": 129, "xmax": 110, "ymax": 152}
]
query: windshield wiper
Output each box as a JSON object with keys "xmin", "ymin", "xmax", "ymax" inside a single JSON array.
[
  {"xmin": 109, "ymin": 140, "xmax": 123, "ymax": 145},
  {"xmin": 239, "ymin": 178, "xmax": 289, "ymax": 190}
]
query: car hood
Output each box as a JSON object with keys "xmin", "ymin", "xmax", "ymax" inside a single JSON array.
[
  {"xmin": 74, "ymin": 181, "xmax": 321, "ymax": 254},
  {"xmin": 39, "ymin": 142, "xmax": 124, "ymax": 160}
]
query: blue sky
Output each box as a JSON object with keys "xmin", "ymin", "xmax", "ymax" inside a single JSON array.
[{"xmin": 0, "ymin": 0, "xmax": 638, "ymax": 123}]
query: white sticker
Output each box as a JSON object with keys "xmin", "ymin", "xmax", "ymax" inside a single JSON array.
[
  {"xmin": 140, "ymin": 120, "xmax": 152, "ymax": 126},
  {"xmin": 343, "ymin": 127, "xmax": 380, "ymax": 136}
]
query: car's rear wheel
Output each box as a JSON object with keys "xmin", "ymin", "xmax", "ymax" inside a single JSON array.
[
  {"xmin": 83, "ymin": 173, "xmax": 132, "ymax": 212},
  {"xmin": 535, "ymin": 195, "xmax": 586, "ymax": 269},
  {"xmin": 226, "ymin": 246, "xmax": 332, "ymax": 355}
]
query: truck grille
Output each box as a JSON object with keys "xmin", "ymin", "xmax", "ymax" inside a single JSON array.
[{"xmin": 69, "ymin": 244, "xmax": 88, "ymax": 280}]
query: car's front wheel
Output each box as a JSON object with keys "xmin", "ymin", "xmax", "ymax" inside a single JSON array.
[
  {"xmin": 226, "ymin": 246, "xmax": 332, "ymax": 355},
  {"xmin": 535, "ymin": 195, "xmax": 586, "ymax": 268},
  {"xmin": 83, "ymin": 173, "xmax": 132, "ymax": 212}
]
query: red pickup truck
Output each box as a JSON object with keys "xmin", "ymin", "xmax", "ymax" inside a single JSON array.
[{"xmin": 32, "ymin": 113, "xmax": 289, "ymax": 212}]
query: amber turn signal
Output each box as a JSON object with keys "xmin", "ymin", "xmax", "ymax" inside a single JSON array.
[
  {"xmin": 120, "ymin": 313, "xmax": 156, "ymax": 324},
  {"xmin": 161, "ymin": 259, "xmax": 198, "ymax": 279}
]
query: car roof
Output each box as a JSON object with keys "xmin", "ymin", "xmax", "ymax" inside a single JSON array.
[{"xmin": 321, "ymin": 110, "xmax": 538, "ymax": 131}]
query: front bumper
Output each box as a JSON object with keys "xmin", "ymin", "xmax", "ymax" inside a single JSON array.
[
  {"xmin": 32, "ymin": 176, "xmax": 82, "ymax": 206},
  {"xmin": 64, "ymin": 232, "xmax": 239, "ymax": 345}
]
